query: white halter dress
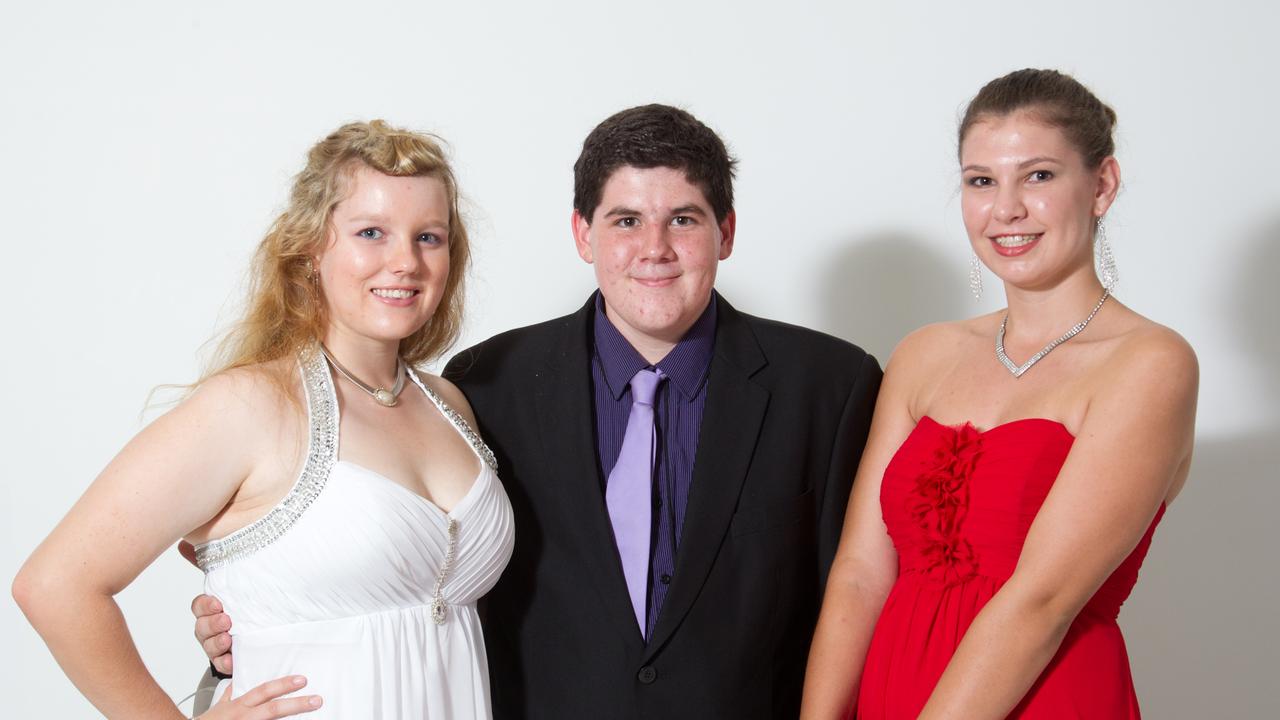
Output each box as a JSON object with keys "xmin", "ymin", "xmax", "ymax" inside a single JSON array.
[{"xmin": 194, "ymin": 350, "xmax": 514, "ymax": 719}]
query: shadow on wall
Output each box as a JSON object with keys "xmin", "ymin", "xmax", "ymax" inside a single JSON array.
[
  {"xmin": 815, "ymin": 233, "xmax": 967, "ymax": 361},
  {"xmin": 1122, "ymin": 216, "xmax": 1280, "ymax": 718}
]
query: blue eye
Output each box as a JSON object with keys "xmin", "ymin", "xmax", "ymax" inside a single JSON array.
[
  {"xmin": 358, "ymin": 228, "xmax": 383, "ymax": 240},
  {"xmin": 418, "ymin": 232, "xmax": 444, "ymax": 245}
]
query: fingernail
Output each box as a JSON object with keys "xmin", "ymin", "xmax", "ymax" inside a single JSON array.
[
  {"xmin": 293, "ymin": 676, "xmax": 306, "ymax": 686},
  {"xmin": 309, "ymin": 696, "xmax": 323, "ymax": 707}
]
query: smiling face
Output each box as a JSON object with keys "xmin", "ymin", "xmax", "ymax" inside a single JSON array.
[
  {"xmin": 960, "ymin": 110, "xmax": 1120, "ymax": 292},
  {"xmin": 316, "ymin": 165, "xmax": 452, "ymax": 350},
  {"xmin": 572, "ymin": 165, "xmax": 735, "ymax": 354}
]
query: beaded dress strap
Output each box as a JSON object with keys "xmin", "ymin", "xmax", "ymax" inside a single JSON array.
[
  {"xmin": 405, "ymin": 368, "xmax": 498, "ymax": 474},
  {"xmin": 194, "ymin": 348, "xmax": 338, "ymax": 572}
]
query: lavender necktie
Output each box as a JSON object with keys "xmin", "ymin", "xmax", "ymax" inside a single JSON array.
[{"xmin": 606, "ymin": 367, "xmax": 663, "ymax": 632}]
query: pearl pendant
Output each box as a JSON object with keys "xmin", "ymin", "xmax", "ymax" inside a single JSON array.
[{"xmin": 374, "ymin": 388, "xmax": 398, "ymax": 407}]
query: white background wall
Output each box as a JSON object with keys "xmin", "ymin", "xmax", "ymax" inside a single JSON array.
[{"xmin": 3, "ymin": 1, "xmax": 1276, "ymax": 717}]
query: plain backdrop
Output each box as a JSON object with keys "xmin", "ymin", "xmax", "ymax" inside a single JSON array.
[{"xmin": 3, "ymin": 1, "xmax": 1276, "ymax": 717}]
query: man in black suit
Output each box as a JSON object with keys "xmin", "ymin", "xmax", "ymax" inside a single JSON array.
[
  {"xmin": 446, "ymin": 105, "xmax": 881, "ymax": 718},
  {"xmin": 193, "ymin": 105, "xmax": 880, "ymax": 718}
]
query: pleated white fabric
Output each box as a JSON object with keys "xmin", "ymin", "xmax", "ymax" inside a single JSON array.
[{"xmin": 195, "ymin": 349, "xmax": 514, "ymax": 719}]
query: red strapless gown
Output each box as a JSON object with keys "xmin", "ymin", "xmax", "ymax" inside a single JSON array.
[{"xmin": 855, "ymin": 417, "xmax": 1163, "ymax": 719}]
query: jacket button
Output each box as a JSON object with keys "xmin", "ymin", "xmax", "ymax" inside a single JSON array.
[{"xmin": 637, "ymin": 666, "xmax": 657, "ymax": 684}]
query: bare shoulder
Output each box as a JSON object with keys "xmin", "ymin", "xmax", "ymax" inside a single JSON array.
[
  {"xmin": 165, "ymin": 361, "xmax": 305, "ymax": 473},
  {"xmin": 188, "ymin": 359, "xmax": 298, "ymax": 422},
  {"xmin": 888, "ymin": 315, "xmax": 992, "ymax": 374},
  {"xmin": 875, "ymin": 317, "xmax": 988, "ymax": 420},
  {"xmin": 413, "ymin": 369, "xmax": 480, "ymax": 428},
  {"xmin": 1088, "ymin": 314, "xmax": 1199, "ymax": 436},
  {"xmin": 1107, "ymin": 315, "xmax": 1199, "ymax": 387}
]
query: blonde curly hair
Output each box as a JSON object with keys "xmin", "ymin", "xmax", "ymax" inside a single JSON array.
[{"xmin": 201, "ymin": 120, "xmax": 469, "ymax": 394}]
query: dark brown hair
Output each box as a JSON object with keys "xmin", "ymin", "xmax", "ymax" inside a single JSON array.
[
  {"xmin": 959, "ymin": 68, "xmax": 1117, "ymax": 168},
  {"xmin": 573, "ymin": 104, "xmax": 737, "ymax": 223}
]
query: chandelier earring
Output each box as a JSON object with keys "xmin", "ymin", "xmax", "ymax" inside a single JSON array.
[
  {"xmin": 1095, "ymin": 217, "xmax": 1119, "ymax": 291},
  {"xmin": 969, "ymin": 251, "xmax": 984, "ymax": 300}
]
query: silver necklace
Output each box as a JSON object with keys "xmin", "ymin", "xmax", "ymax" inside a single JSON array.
[
  {"xmin": 318, "ymin": 344, "xmax": 407, "ymax": 407},
  {"xmin": 996, "ymin": 290, "xmax": 1110, "ymax": 378}
]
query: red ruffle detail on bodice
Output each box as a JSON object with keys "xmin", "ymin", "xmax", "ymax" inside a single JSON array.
[
  {"xmin": 909, "ymin": 422, "xmax": 983, "ymax": 586},
  {"xmin": 855, "ymin": 417, "xmax": 1163, "ymax": 719}
]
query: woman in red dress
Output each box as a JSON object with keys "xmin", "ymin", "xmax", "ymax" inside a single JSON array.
[{"xmin": 800, "ymin": 69, "xmax": 1199, "ymax": 719}]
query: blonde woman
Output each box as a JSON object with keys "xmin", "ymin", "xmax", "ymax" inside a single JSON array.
[{"xmin": 14, "ymin": 121, "xmax": 514, "ymax": 719}]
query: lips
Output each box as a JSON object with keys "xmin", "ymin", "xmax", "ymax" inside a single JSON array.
[
  {"xmin": 370, "ymin": 287, "xmax": 421, "ymax": 307},
  {"xmin": 371, "ymin": 288, "xmax": 419, "ymax": 299},
  {"xmin": 990, "ymin": 233, "xmax": 1042, "ymax": 257},
  {"xmin": 632, "ymin": 276, "xmax": 678, "ymax": 287}
]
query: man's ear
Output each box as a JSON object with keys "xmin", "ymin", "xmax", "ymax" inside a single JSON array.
[
  {"xmin": 718, "ymin": 210, "xmax": 737, "ymax": 261},
  {"xmin": 572, "ymin": 209, "xmax": 594, "ymax": 263}
]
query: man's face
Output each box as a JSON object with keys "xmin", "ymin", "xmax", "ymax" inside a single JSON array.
[{"xmin": 572, "ymin": 165, "xmax": 735, "ymax": 354}]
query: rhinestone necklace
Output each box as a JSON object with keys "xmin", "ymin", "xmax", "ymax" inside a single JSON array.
[
  {"xmin": 318, "ymin": 343, "xmax": 407, "ymax": 407},
  {"xmin": 996, "ymin": 289, "xmax": 1110, "ymax": 379}
]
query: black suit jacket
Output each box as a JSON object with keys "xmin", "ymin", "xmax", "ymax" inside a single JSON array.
[{"xmin": 445, "ymin": 293, "xmax": 881, "ymax": 719}]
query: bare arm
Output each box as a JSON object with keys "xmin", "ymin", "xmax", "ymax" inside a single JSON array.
[
  {"xmin": 800, "ymin": 341, "xmax": 925, "ymax": 718},
  {"xmin": 917, "ymin": 331, "xmax": 1199, "ymax": 719},
  {"xmin": 12, "ymin": 371, "xmax": 317, "ymax": 718}
]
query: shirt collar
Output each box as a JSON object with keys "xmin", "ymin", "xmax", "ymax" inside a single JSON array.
[{"xmin": 592, "ymin": 291, "xmax": 717, "ymax": 401}]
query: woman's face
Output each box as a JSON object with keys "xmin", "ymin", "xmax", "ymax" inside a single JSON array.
[
  {"xmin": 960, "ymin": 111, "xmax": 1118, "ymax": 292},
  {"xmin": 316, "ymin": 165, "xmax": 452, "ymax": 349}
]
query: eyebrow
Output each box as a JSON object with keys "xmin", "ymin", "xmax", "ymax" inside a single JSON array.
[
  {"xmin": 345, "ymin": 215, "xmax": 389, "ymax": 224},
  {"xmin": 344, "ymin": 215, "xmax": 448, "ymax": 229},
  {"xmin": 602, "ymin": 206, "xmax": 641, "ymax": 219},
  {"xmin": 962, "ymin": 156, "xmax": 1064, "ymax": 173},
  {"xmin": 1017, "ymin": 156, "xmax": 1063, "ymax": 168},
  {"xmin": 601, "ymin": 205, "xmax": 709, "ymax": 219}
]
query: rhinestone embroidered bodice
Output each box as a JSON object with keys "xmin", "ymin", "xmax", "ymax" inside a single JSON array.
[
  {"xmin": 194, "ymin": 349, "xmax": 498, "ymax": 572},
  {"xmin": 194, "ymin": 347, "xmax": 514, "ymax": 718}
]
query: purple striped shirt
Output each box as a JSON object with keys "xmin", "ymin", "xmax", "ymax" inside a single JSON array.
[{"xmin": 592, "ymin": 292, "xmax": 716, "ymax": 641}]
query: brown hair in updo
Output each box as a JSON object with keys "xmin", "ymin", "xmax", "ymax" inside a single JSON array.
[{"xmin": 958, "ymin": 69, "xmax": 1117, "ymax": 168}]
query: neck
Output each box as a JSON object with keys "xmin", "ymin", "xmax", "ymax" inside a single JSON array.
[
  {"xmin": 622, "ymin": 330, "xmax": 680, "ymax": 366},
  {"xmin": 1001, "ymin": 273, "xmax": 1108, "ymax": 343},
  {"xmin": 321, "ymin": 329, "xmax": 402, "ymax": 389},
  {"xmin": 604, "ymin": 294, "xmax": 711, "ymax": 366}
]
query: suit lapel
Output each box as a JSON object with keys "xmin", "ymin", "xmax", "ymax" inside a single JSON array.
[
  {"xmin": 534, "ymin": 296, "xmax": 647, "ymax": 648},
  {"xmin": 645, "ymin": 295, "xmax": 769, "ymax": 659}
]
